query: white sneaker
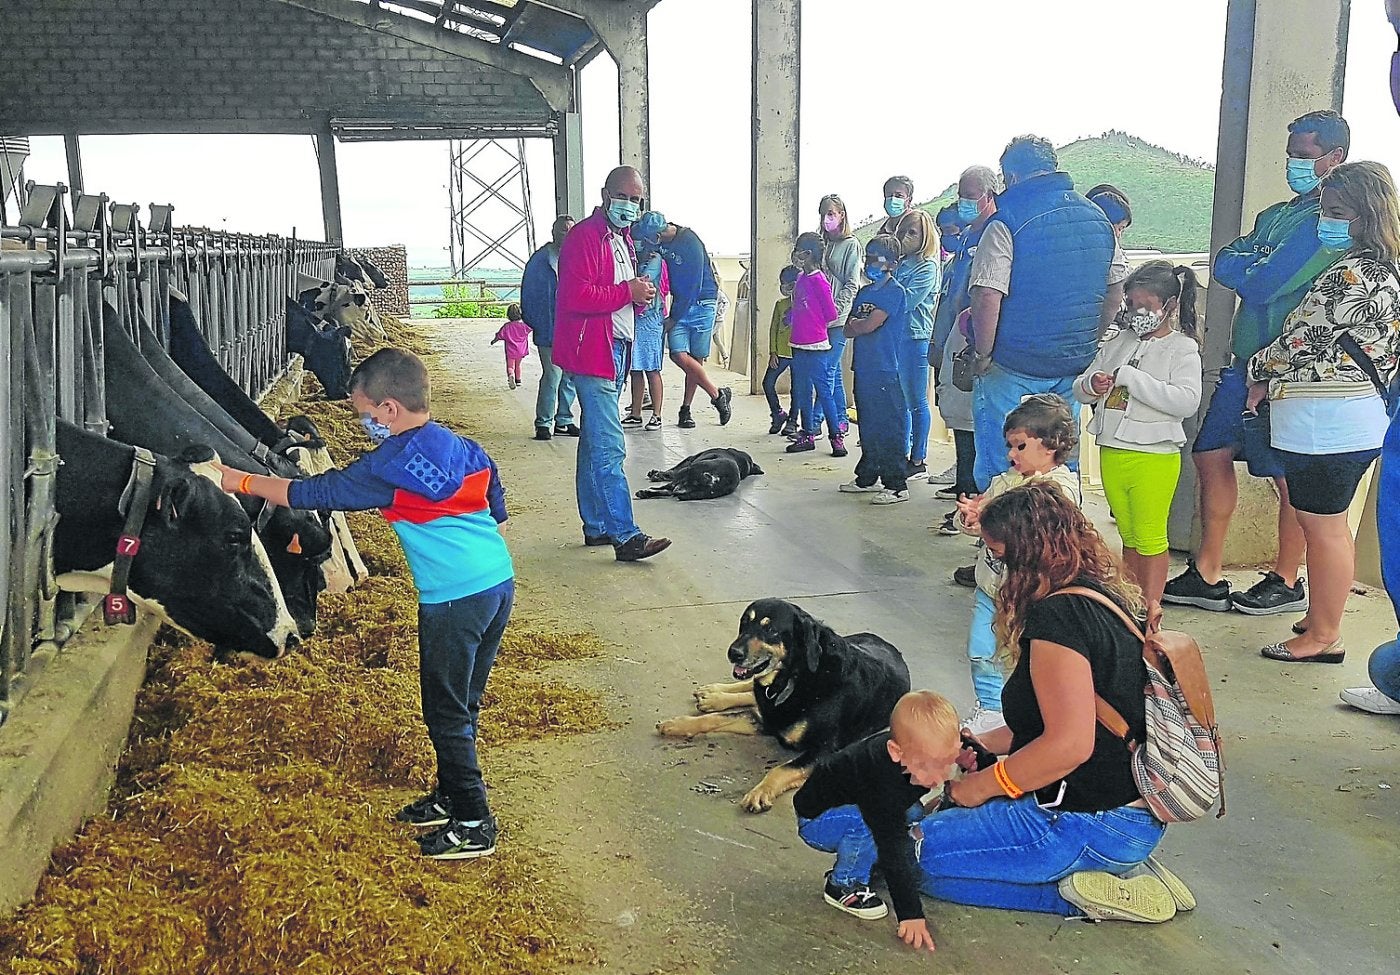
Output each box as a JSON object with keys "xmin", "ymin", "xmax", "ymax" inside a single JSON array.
[
  {"xmin": 1340, "ymin": 686, "xmax": 1400, "ymax": 715},
  {"xmin": 839, "ymin": 480, "xmax": 882, "ymax": 493},
  {"xmin": 928, "ymin": 464, "xmax": 957, "ymax": 486},
  {"xmin": 963, "ymin": 705, "xmax": 1006, "ymax": 737},
  {"xmin": 507, "ymin": 377, "xmax": 517, "ymax": 390},
  {"xmin": 871, "ymin": 489, "xmax": 909, "ymax": 505}
]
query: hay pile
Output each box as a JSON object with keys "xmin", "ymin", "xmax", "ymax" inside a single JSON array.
[{"xmin": 0, "ymin": 318, "xmax": 612, "ymax": 974}]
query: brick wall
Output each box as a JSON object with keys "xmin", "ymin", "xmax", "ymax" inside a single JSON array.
[
  {"xmin": 347, "ymin": 245, "xmax": 409, "ymax": 317},
  {"xmin": 0, "ymin": 0, "xmax": 549, "ymax": 133}
]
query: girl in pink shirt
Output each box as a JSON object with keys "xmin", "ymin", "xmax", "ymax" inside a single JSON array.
[
  {"xmin": 493, "ymin": 303, "xmax": 532, "ymax": 389},
  {"xmin": 787, "ymin": 232, "xmax": 846, "ymax": 457}
]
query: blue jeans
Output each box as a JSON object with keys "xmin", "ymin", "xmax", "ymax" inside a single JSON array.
[
  {"xmin": 917, "ymin": 797, "xmax": 1165, "ymax": 914},
  {"xmin": 812, "ymin": 327, "xmax": 849, "ymax": 430},
  {"xmin": 967, "ymin": 588, "xmax": 1004, "ymax": 710},
  {"xmin": 568, "ymin": 340, "xmax": 639, "ymax": 544},
  {"xmin": 799, "ymin": 803, "xmax": 921, "ymax": 886},
  {"xmin": 534, "ymin": 344, "xmax": 576, "ymax": 430},
  {"xmin": 792, "ymin": 347, "xmax": 842, "ymax": 437},
  {"xmin": 762, "ymin": 356, "xmax": 797, "ymax": 419},
  {"xmin": 972, "ymin": 363, "xmax": 1080, "ymax": 490},
  {"xmin": 852, "ymin": 372, "xmax": 907, "ymax": 490},
  {"xmin": 418, "ymin": 578, "xmax": 515, "ymax": 822},
  {"xmin": 898, "ymin": 337, "xmax": 933, "ymax": 462},
  {"xmin": 1370, "ymin": 639, "xmax": 1400, "ymax": 701}
]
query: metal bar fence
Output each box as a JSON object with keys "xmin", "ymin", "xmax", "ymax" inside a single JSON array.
[{"xmin": 0, "ymin": 183, "xmax": 336, "ymax": 723}]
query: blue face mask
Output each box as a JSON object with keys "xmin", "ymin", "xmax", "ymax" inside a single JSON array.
[
  {"xmin": 1286, "ymin": 156, "xmax": 1322, "ymax": 194},
  {"xmin": 1317, "ymin": 216, "xmax": 1353, "ymax": 250},
  {"xmin": 360, "ymin": 414, "xmax": 392, "ymax": 443},
  {"xmin": 884, "ymin": 196, "xmax": 907, "ymax": 218},
  {"xmin": 957, "ymin": 197, "xmax": 981, "ymax": 222},
  {"xmin": 607, "ymin": 198, "xmax": 640, "ymax": 229},
  {"xmin": 866, "ymin": 264, "xmax": 889, "ymax": 282}
]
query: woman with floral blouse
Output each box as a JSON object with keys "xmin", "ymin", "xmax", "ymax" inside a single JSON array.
[{"xmin": 1247, "ymin": 160, "xmax": 1400, "ymax": 664}]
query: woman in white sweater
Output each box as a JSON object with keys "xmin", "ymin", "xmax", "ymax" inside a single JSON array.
[{"xmin": 1076, "ymin": 261, "xmax": 1203, "ymax": 614}]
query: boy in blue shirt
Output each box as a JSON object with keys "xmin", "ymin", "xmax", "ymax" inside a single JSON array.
[
  {"xmin": 839, "ymin": 234, "xmax": 911, "ymax": 504},
  {"xmin": 218, "ymin": 348, "xmax": 514, "ymax": 860}
]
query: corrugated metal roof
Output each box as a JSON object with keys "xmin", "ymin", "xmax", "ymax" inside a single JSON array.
[{"xmin": 356, "ymin": 0, "xmax": 605, "ymax": 65}]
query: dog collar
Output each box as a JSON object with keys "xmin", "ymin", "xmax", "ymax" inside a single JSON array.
[{"xmin": 763, "ymin": 679, "xmax": 796, "ymax": 707}]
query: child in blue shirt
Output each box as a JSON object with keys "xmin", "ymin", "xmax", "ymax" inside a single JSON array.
[
  {"xmin": 218, "ymin": 348, "xmax": 513, "ymax": 862},
  {"xmin": 839, "ymin": 234, "xmax": 911, "ymax": 504}
]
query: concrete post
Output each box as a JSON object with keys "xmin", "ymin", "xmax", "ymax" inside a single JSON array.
[
  {"xmin": 554, "ymin": 112, "xmax": 585, "ymax": 220},
  {"xmin": 1168, "ymin": 0, "xmax": 1350, "ymax": 562},
  {"xmin": 609, "ymin": 14, "xmax": 650, "ymax": 189},
  {"xmin": 749, "ymin": 0, "xmax": 801, "ymax": 393},
  {"xmin": 315, "ymin": 123, "xmax": 344, "ymax": 244},
  {"xmin": 63, "ymin": 133, "xmax": 83, "ymax": 197}
]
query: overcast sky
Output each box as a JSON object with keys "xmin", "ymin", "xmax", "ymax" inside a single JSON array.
[{"xmin": 15, "ymin": 0, "xmax": 1400, "ymax": 264}]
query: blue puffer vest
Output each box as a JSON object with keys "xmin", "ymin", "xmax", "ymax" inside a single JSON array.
[{"xmin": 988, "ymin": 171, "xmax": 1115, "ymax": 378}]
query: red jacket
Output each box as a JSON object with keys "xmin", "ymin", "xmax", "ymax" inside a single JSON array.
[{"xmin": 552, "ymin": 207, "xmax": 636, "ymax": 379}]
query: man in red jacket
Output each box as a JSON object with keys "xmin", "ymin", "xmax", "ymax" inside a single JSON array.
[{"xmin": 553, "ymin": 165, "xmax": 672, "ymax": 562}]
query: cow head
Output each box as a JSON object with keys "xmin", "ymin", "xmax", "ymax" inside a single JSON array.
[
  {"xmin": 336, "ymin": 254, "xmax": 389, "ymax": 289},
  {"xmin": 285, "ymin": 298, "xmax": 352, "ymax": 399},
  {"xmin": 261, "ymin": 505, "xmax": 333, "ymax": 637}
]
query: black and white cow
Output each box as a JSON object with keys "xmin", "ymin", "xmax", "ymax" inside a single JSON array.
[
  {"xmin": 297, "ymin": 272, "xmax": 386, "ymax": 345},
  {"xmin": 336, "ymin": 253, "xmax": 389, "ymax": 290},
  {"xmin": 285, "ymin": 297, "xmax": 353, "ymax": 399},
  {"xmin": 102, "ymin": 308, "xmax": 333, "ymax": 637},
  {"xmin": 53, "ymin": 419, "xmax": 300, "ymax": 659}
]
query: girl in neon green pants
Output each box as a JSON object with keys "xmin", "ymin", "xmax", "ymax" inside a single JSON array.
[{"xmin": 1075, "ymin": 261, "xmax": 1204, "ymax": 614}]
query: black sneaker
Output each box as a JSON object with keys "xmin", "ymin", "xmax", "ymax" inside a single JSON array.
[
  {"xmin": 713, "ymin": 387, "xmax": 733, "ymax": 426},
  {"xmin": 907, "ymin": 461, "xmax": 929, "ymax": 481},
  {"xmin": 555, "ymin": 423, "xmax": 581, "ymax": 437},
  {"xmin": 418, "ymin": 816, "xmax": 497, "ymax": 860},
  {"xmin": 937, "ymin": 512, "xmax": 960, "ymax": 537},
  {"xmin": 678, "ymin": 406, "xmax": 696, "ymax": 429},
  {"xmin": 1231, "ymin": 572, "xmax": 1308, "ymax": 616},
  {"xmin": 1162, "ymin": 560, "xmax": 1232, "ymax": 612},
  {"xmin": 823, "ymin": 871, "xmax": 889, "ymax": 920},
  {"xmin": 768, "ymin": 411, "xmax": 788, "ymax": 435},
  {"xmin": 953, "ymin": 564, "xmax": 976, "ymax": 588},
  {"xmin": 396, "ymin": 791, "xmax": 453, "ymax": 827},
  {"xmin": 934, "ymin": 484, "xmax": 962, "ymax": 500},
  {"xmin": 533, "ymin": 426, "xmax": 552, "ymax": 441}
]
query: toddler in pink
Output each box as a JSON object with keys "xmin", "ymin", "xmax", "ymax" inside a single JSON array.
[{"xmin": 493, "ymin": 303, "xmax": 532, "ymax": 389}]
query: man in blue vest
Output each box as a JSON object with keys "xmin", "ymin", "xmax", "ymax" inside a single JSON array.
[
  {"xmin": 966, "ymin": 135, "xmax": 1122, "ymax": 489},
  {"xmin": 522, "ymin": 215, "xmax": 578, "ymax": 441}
]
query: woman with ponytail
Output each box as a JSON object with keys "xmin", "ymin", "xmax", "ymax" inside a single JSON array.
[{"xmin": 1074, "ymin": 260, "xmax": 1203, "ymax": 613}]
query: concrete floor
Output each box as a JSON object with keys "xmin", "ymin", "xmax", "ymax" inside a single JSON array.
[{"xmin": 428, "ymin": 320, "xmax": 1398, "ymax": 975}]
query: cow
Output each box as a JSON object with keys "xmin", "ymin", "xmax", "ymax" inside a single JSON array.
[
  {"xmin": 285, "ymin": 296, "xmax": 353, "ymax": 399},
  {"xmin": 336, "ymin": 253, "xmax": 389, "ymax": 290},
  {"xmin": 53, "ymin": 419, "xmax": 300, "ymax": 659},
  {"xmin": 297, "ymin": 272, "xmax": 386, "ymax": 346},
  {"xmin": 102, "ymin": 307, "xmax": 333, "ymax": 637}
]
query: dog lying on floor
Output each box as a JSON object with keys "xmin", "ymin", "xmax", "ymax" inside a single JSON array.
[
  {"xmin": 657, "ymin": 598, "xmax": 910, "ymax": 812},
  {"xmin": 634, "ymin": 448, "xmax": 763, "ymax": 501}
]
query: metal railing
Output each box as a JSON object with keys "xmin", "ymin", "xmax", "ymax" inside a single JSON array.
[{"xmin": 0, "ymin": 182, "xmax": 336, "ymax": 721}]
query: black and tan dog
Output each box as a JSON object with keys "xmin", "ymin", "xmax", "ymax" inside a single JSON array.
[
  {"xmin": 657, "ymin": 598, "xmax": 910, "ymax": 812},
  {"xmin": 634, "ymin": 448, "xmax": 763, "ymax": 501}
]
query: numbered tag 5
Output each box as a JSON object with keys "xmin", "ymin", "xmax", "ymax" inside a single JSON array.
[{"xmin": 103, "ymin": 593, "xmax": 137, "ymax": 625}]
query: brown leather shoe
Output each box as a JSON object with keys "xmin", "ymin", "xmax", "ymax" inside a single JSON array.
[
  {"xmin": 583, "ymin": 534, "xmax": 614, "ymax": 547},
  {"xmin": 615, "ymin": 534, "xmax": 672, "ymax": 562}
]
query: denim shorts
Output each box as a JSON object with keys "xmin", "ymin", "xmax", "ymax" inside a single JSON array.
[
  {"xmin": 1193, "ymin": 364, "xmax": 1286, "ymax": 479},
  {"xmin": 667, "ymin": 299, "xmax": 717, "ymax": 360}
]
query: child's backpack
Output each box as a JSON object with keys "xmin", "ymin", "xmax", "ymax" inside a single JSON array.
[{"xmin": 1051, "ymin": 587, "xmax": 1226, "ymax": 823}]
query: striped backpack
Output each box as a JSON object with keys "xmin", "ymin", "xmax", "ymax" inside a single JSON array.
[{"xmin": 1054, "ymin": 587, "xmax": 1227, "ymax": 823}]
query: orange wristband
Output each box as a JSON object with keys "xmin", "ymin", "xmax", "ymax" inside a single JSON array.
[
  {"xmin": 993, "ymin": 760, "xmax": 1025, "ymax": 799},
  {"xmin": 239, "ymin": 473, "xmax": 254, "ymax": 494}
]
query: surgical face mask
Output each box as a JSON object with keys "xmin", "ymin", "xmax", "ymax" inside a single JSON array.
[
  {"xmin": 823, "ymin": 213, "xmax": 843, "ymax": 233},
  {"xmin": 607, "ymin": 198, "xmax": 640, "ymax": 229},
  {"xmin": 1125, "ymin": 308, "xmax": 1163, "ymax": 337},
  {"xmin": 361, "ymin": 414, "xmax": 392, "ymax": 443},
  {"xmin": 866, "ymin": 263, "xmax": 890, "ymax": 282},
  {"xmin": 884, "ymin": 196, "xmax": 907, "ymax": 218},
  {"xmin": 1286, "ymin": 156, "xmax": 1322, "ymax": 194},
  {"xmin": 1317, "ymin": 216, "xmax": 1353, "ymax": 250},
  {"xmin": 957, "ymin": 197, "xmax": 981, "ymax": 222}
]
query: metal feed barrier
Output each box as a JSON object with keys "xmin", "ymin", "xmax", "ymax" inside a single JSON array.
[{"xmin": 0, "ymin": 182, "xmax": 336, "ymax": 723}]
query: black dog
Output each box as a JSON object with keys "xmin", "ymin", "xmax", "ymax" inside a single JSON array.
[
  {"xmin": 657, "ymin": 598, "xmax": 910, "ymax": 812},
  {"xmin": 635, "ymin": 448, "xmax": 763, "ymax": 501}
]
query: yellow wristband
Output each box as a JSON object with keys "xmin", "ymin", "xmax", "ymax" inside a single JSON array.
[
  {"xmin": 239, "ymin": 473, "xmax": 254, "ymax": 494},
  {"xmin": 993, "ymin": 760, "xmax": 1025, "ymax": 799}
]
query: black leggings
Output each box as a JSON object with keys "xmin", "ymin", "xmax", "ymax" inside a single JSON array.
[{"xmin": 953, "ymin": 429, "xmax": 979, "ymax": 496}]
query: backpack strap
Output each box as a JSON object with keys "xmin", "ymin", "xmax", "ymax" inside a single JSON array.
[{"xmin": 1049, "ymin": 586, "xmax": 1144, "ymax": 750}]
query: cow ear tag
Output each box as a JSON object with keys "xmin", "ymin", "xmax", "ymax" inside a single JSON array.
[{"xmin": 287, "ymin": 533, "xmax": 302, "ymax": 554}]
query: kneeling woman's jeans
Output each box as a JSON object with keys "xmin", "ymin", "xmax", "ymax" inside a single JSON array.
[{"xmin": 916, "ymin": 797, "xmax": 1165, "ymax": 915}]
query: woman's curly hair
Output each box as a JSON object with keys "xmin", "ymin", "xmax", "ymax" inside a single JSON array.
[{"xmin": 979, "ymin": 481, "xmax": 1143, "ymax": 668}]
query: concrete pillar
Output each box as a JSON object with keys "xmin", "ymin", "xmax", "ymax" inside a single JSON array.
[
  {"xmin": 63, "ymin": 133, "xmax": 83, "ymax": 197},
  {"xmin": 554, "ymin": 112, "xmax": 585, "ymax": 219},
  {"xmin": 749, "ymin": 0, "xmax": 801, "ymax": 393},
  {"xmin": 1168, "ymin": 0, "xmax": 1350, "ymax": 562},
  {"xmin": 315, "ymin": 123, "xmax": 343, "ymax": 244},
  {"xmin": 609, "ymin": 14, "xmax": 650, "ymax": 189}
]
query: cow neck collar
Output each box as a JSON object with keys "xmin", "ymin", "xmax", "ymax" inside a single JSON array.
[{"xmin": 106, "ymin": 446, "xmax": 157, "ymax": 625}]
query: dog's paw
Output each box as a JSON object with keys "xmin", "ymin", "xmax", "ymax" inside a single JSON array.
[
  {"xmin": 692, "ymin": 684, "xmax": 733, "ymax": 711},
  {"xmin": 656, "ymin": 718, "xmax": 694, "ymax": 738},
  {"xmin": 646, "ymin": 469, "xmax": 665, "ymax": 481},
  {"xmin": 740, "ymin": 784, "xmax": 775, "ymax": 813}
]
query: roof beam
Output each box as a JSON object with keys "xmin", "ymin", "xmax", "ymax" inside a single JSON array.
[{"xmin": 271, "ymin": 0, "xmax": 571, "ymax": 111}]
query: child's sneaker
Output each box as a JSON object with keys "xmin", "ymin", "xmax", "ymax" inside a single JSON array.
[
  {"xmin": 936, "ymin": 512, "xmax": 960, "ymax": 536},
  {"xmin": 782, "ymin": 424, "xmax": 800, "ymax": 440},
  {"xmin": 830, "ymin": 434, "xmax": 847, "ymax": 458},
  {"xmin": 395, "ymin": 791, "xmax": 453, "ymax": 827},
  {"xmin": 871, "ymin": 489, "xmax": 909, "ymax": 505},
  {"xmin": 839, "ymin": 479, "xmax": 881, "ymax": 493},
  {"xmin": 906, "ymin": 461, "xmax": 928, "ymax": 480},
  {"xmin": 621, "ymin": 414, "xmax": 643, "ymax": 427},
  {"xmin": 768, "ymin": 411, "xmax": 788, "ymax": 435},
  {"xmin": 786, "ymin": 432, "xmax": 816, "ymax": 453},
  {"xmin": 678, "ymin": 405, "xmax": 697, "ymax": 429},
  {"xmin": 418, "ymin": 816, "xmax": 498, "ymax": 860},
  {"xmin": 507, "ymin": 376, "xmax": 517, "ymax": 390},
  {"xmin": 644, "ymin": 414, "xmax": 662, "ymax": 431},
  {"xmin": 963, "ymin": 705, "xmax": 1007, "ymax": 737},
  {"xmin": 823, "ymin": 871, "xmax": 889, "ymax": 920}
]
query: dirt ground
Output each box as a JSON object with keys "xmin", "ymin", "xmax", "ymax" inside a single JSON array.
[{"xmin": 425, "ymin": 318, "xmax": 1398, "ymax": 975}]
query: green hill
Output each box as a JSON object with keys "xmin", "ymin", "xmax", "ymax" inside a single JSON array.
[{"xmin": 857, "ymin": 131, "xmax": 1216, "ymax": 254}]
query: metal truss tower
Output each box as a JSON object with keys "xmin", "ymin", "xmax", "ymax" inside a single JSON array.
[{"xmin": 447, "ymin": 138, "xmax": 536, "ymax": 277}]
